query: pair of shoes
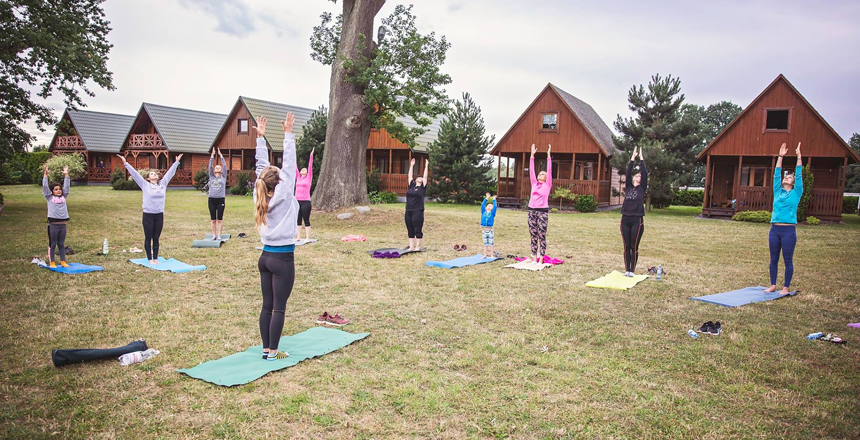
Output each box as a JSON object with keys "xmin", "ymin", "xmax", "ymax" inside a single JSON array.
[
  {"xmin": 454, "ymin": 244, "xmax": 467, "ymax": 251},
  {"xmin": 696, "ymin": 321, "xmax": 722, "ymax": 335},
  {"xmin": 819, "ymin": 333, "xmax": 845, "ymax": 344},
  {"xmin": 624, "ymin": 271, "xmax": 633, "ymax": 277},
  {"xmin": 316, "ymin": 311, "xmax": 350, "ymax": 327},
  {"xmin": 265, "ymin": 350, "xmax": 289, "ymax": 361},
  {"xmin": 238, "ymin": 233, "xmax": 247, "ymax": 238}
]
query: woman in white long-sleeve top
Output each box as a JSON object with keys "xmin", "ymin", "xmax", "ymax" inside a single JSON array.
[
  {"xmin": 116, "ymin": 153, "xmax": 183, "ymax": 264},
  {"xmin": 208, "ymin": 148, "xmax": 228, "ymax": 240},
  {"xmin": 42, "ymin": 164, "xmax": 71, "ymax": 268},
  {"xmin": 252, "ymin": 114, "xmax": 299, "ymax": 361}
]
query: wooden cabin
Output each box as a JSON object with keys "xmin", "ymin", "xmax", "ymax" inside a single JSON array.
[
  {"xmin": 119, "ymin": 103, "xmax": 227, "ymax": 186},
  {"xmin": 48, "ymin": 109, "xmax": 135, "ymax": 182},
  {"xmin": 366, "ymin": 117, "xmax": 440, "ymax": 196},
  {"xmin": 491, "ymin": 83, "xmax": 621, "ymax": 208},
  {"xmin": 698, "ymin": 74, "xmax": 859, "ymax": 221}
]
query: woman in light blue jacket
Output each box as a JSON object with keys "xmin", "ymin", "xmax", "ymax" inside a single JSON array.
[{"xmin": 766, "ymin": 142, "xmax": 803, "ymax": 295}]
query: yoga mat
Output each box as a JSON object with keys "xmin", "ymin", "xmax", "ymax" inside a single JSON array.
[
  {"xmin": 192, "ymin": 234, "xmax": 231, "ymax": 248},
  {"xmin": 52, "ymin": 339, "xmax": 147, "ymax": 367},
  {"xmin": 690, "ymin": 286, "xmax": 797, "ymax": 308},
  {"xmin": 42, "ymin": 263, "xmax": 104, "ymax": 274},
  {"xmin": 848, "ymin": 323, "xmax": 860, "ymax": 329},
  {"xmin": 426, "ymin": 254, "xmax": 502, "ymax": 269},
  {"xmin": 504, "ymin": 261, "xmax": 551, "ymax": 271},
  {"xmin": 586, "ymin": 270, "xmax": 648, "ymax": 290},
  {"xmin": 366, "ymin": 247, "xmax": 426, "ymax": 256},
  {"xmin": 129, "ymin": 257, "xmax": 206, "ymax": 273},
  {"xmin": 177, "ymin": 327, "xmax": 369, "ymax": 386},
  {"xmin": 295, "ymin": 239, "xmax": 318, "ymax": 246}
]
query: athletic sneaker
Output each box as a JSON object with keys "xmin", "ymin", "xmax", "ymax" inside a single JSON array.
[
  {"xmin": 316, "ymin": 311, "xmax": 330, "ymax": 325},
  {"xmin": 266, "ymin": 350, "xmax": 289, "ymax": 361},
  {"xmin": 697, "ymin": 321, "xmax": 714, "ymax": 333},
  {"xmin": 708, "ymin": 321, "xmax": 722, "ymax": 335},
  {"xmin": 326, "ymin": 313, "xmax": 351, "ymax": 327}
]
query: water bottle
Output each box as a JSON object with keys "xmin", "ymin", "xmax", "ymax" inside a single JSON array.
[
  {"xmin": 806, "ymin": 332, "xmax": 824, "ymax": 340},
  {"xmin": 118, "ymin": 348, "xmax": 160, "ymax": 366},
  {"xmin": 656, "ymin": 265, "xmax": 663, "ymax": 281},
  {"xmin": 103, "ymin": 238, "xmax": 109, "ymax": 255},
  {"xmin": 687, "ymin": 329, "xmax": 698, "ymax": 339}
]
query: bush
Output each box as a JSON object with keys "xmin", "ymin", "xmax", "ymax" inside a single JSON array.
[
  {"xmin": 45, "ymin": 154, "xmax": 86, "ymax": 182},
  {"xmin": 550, "ymin": 208, "xmax": 559, "ymax": 213},
  {"xmin": 366, "ymin": 168, "xmax": 381, "ymax": 194},
  {"xmin": 732, "ymin": 210, "xmax": 771, "ymax": 223},
  {"xmin": 843, "ymin": 196, "xmax": 859, "ymax": 215},
  {"xmin": 806, "ymin": 216, "xmax": 820, "ymax": 225},
  {"xmin": 369, "ymin": 191, "xmax": 398, "ymax": 204},
  {"xmin": 194, "ymin": 169, "xmax": 209, "ymax": 193},
  {"xmin": 575, "ymin": 194, "xmax": 597, "ymax": 213},
  {"xmin": 551, "ymin": 187, "xmax": 575, "ymax": 209},
  {"xmin": 230, "ymin": 172, "xmax": 251, "ymax": 196},
  {"xmin": 110, "ymin": 167, "xmax": 141, "ymax": 190},
  {"xmin": 0, "ymin": 191, "xmax": 4, "ymax": 205},
  {"xmin": 673, "ymin": 189, "xmax": 704, "ymax": 206},
  {"xmin": 797, "ymin": 164, "xmax": 814, "ymax": 223},
  {"xmin": 110, "ymin": 167, "xmax": 125, "ymax": 185}
]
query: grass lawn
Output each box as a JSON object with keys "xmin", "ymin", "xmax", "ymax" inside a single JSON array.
[{"xmin": 1, "ymin": 184, "xmax": 859, "ymax": 439}]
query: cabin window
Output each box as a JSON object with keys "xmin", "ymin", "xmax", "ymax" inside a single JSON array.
[
  {"xmin": 374, "ymin": 158, "xmax": 389, "ymax": 173},
  {"xmin": 541, "ymin": 113, "xmax": 558, "ymax": 131},
  {"xmin": 741, "ymin": 166, "xmax": 768, "ymax": 187},
  {"xmin": 238, "ymin": 119, "xmax": 249, "ymax": 133},
  {"xmin": 157, "ymin": 154, "xmax": 168, "ymax": 170},
  {"xmin": 764, "ymin": 109, "xmax": 790, "ymax": 131}
]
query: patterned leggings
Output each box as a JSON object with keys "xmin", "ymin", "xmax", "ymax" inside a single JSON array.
[{"xmin": 527, "ymin": 209, "xmax": 549, "ymax": 256}]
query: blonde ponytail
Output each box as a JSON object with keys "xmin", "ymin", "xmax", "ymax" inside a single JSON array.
[{"xmin": 254, "ymin": 167, "xmax": 279, "ymax": 228}]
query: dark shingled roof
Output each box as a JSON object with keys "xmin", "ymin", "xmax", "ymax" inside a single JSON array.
[
  {"xmin": 62, "ymin": 109, "xmax": 136, "ymax": 153},
  {"xmin": 140, "ymin": 103, "xmax": 228, "ymax": 154},
  {"xmin": 550, "ymin": 84, "xmax": 617, "ymax": 156}
]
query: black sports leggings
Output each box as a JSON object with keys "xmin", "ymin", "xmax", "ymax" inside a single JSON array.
[
  {"xmin": 620, "ymin": 215, "xmax": 644, "ymax": 273},
  {"xmin": 405, "ymin": 209, "xmax": 424, "ymax": 239},
  {"xmin": 296, "ymin": 200, "xmax": 312, "ymax": 226},
  {"xmin": 47, "ymin": 223, "xmax": 67, "ymax": 262},
  {"xmin": 208, "ymin": 197, "xmax": 225, "ymax": 221},
  {"xmin": 258, "ymin": 251, "xmax": 295, "ymax": 351},
  {"xmin": 142, "ymin": 213, "xmax": 164, "ymax": 261}
]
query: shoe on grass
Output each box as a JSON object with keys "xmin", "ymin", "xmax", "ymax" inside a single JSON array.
[
  {"xmin": 326, "ymin": 313, "xmax": 351, "ymax": 327},
  {"xmin": 697, "ymin": 321, "xmax": 714, "ymax": 333},
  {"xmin": 707, "ymin": 321, "xmax": 722, "ymax": 335},
  {"xmin": 316, "ymin": 311, "xmax": 330, "ymax": 325}
]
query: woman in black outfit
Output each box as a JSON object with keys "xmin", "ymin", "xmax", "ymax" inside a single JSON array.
[
  {"xmin": 620, "ymin": 146, "xmax": 648, "ymax": 277},
  {"xmin": 405, "ymin": 158, "xmax": 430, "ymax": 251}
]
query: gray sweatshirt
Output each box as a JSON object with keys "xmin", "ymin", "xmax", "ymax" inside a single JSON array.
[
  {"xmin": 43, "ymin": 175, "xmax": 70, "ymax": 221},
  {"xmin": 253, "ymin": 134, "xmax": 298, "ymax": 246},
  {"xmin": 208, "ymin": 157, "xmax": 227, "ymax": 198},
  {"xmin": 125, "ymin": 161, "xmax": 180, "ymax": 214}
]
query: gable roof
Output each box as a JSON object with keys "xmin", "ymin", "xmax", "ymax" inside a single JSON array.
[
  {"xmin": 136, "ymin": 103, "xmax": 228, "ymax": 154},
  {"xmin": 52, "ymin": 109, "xmax": 136, "ymax": 153},
  {"xmin": 491, "ymin": 83, "xmax": 617, "ymax": 156},
  {"xmin": 394, "ymin": 114, "xmax": 443, "ymax": 154},
  {"xmin": 697, "ymin": 74, "xmax": 860, "ymax": 162}
]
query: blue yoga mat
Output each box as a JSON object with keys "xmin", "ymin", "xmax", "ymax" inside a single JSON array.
[
  {"xmin": 42, "ymin": 263, "xmax": 104, "ymax": 274},
  {"xmin": 426, "ymin": 254, "xmax": 502, "ymax": 269},
  {"xmin": 690, "ymin": 286, "xmax": 798, "ymax": 308},
  {"xmin": 129, "ymin": 257, "xmax": 206, "ymax": 273},
  {"xmin": 177, "ymin": 327, "xmax": 369, "ymax": 386}
]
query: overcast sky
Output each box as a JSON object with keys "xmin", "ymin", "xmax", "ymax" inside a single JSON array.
[{"xmin": 21, "ymin": 0, "xmax": 860, "ymax": 147}]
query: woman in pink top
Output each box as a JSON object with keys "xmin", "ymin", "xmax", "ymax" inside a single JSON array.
[
  {"xmin": 295, "ymin": 148, "xmax": 314, "ymax": 240},
  {"xmin": 527, "ymin": 143, "xmax": 552, "ymax": 262}
]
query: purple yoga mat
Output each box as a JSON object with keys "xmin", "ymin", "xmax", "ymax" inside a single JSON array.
[{"xmin": 848, "ymin": 323, "xmax": 860, "ymax": 329}]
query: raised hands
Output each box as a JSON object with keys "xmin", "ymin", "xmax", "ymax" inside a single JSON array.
[
  {"xmin": 282, "ymin": 112, "xmax": 295, "ymax": 134},
  {"xmin": 254, "ymin": 116, "xmax": 267, "ymax": 138},
  {"xmin": 631, "ymin": 146, "xmax": 638, "ymax": 161},
  {"xmin": 778, "ymin": 143, "xmax": 788, "ymax": 157},
  {"xmin": 410, "ymin": 158, "xmax": 416, "ymax": 167},
  {"xmin": 530, "ymin": 143, "xmax": 537, "ymax": 157},
  {"xmin": 175, "ymin": 154, "xmax": 183, "ymax": 163},
  {"xmin": 43, "ymin": 163, "xmax": 49, "ymax": 176},
  {"xmin": 63, "ymin": 165, "xmax": 69, "ymax": 176},
  {"xmin": 310, "ymin": 147, "xmax": 315, "ymax": 156},
  {"xmin": 116, "ymin": 154, "xmax": 127, "ymax": 164},
  {"xmin": 547, "ymin": 144, "xmax": 552, "ymax": 158},
  {"xmin": 795, "ymin": 142, "xmax": 802, "ymax": 161},
  {"xmin": 211, "ymin": 148, "xmax": 215, "ymax": 158}
]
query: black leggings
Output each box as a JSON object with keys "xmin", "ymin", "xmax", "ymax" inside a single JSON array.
[
  {"xmin": 405, "ymin": 209, "xmax": 424, "ymax": 239},
  {"xmin": 258, "ymin": 251, "xmax": 295, "ymax": 351},
  {"xmin": 142, "ymin": 213, "xmax": 164, "ymax": 261},
  {"xmin": 208, "ymin": 197, "xmax": 225, "ymax": 221},
  {"xmin": 47, "ymin": 223, "xmax": 67, "ymax": 262},
  {"xmin": 296, "ymin": 200, "xmax": 311, "ymax": 226},
  {"xmin": 620, "ymin": 215, "xmax": 645, "ymax": 273}
]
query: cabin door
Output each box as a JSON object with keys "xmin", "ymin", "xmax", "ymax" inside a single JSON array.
[{"xmin": 710, "ymin": 164, "xmax": 736, "ymax": 208}]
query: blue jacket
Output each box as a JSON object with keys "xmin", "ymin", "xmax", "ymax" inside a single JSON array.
[
  {"xmin": 480, "ymin": 198, "xmax": 497, "ymax": 227},
  {"xmin": 770, "ymin": 166, "xmax": 803, "ymax": 224}
]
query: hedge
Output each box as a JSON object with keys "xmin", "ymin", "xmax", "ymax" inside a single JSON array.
[
  {"xmin": 732, "ymin": 210, "xmax": 771, "ymax": 223},
  {"xmin": 843, "ymin": 196, "xmax": 859, "ymax": 215},
  {"xmin": 673, "ymin": 189, "xmax": 704, "ymax": 207}
]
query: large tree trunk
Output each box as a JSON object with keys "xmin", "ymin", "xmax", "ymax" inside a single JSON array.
[{"xmin": 312, "ymin": 0, "xmax": 385, "ymax": 211}]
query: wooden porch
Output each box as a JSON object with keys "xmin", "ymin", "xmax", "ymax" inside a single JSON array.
[
  {"xmin": 496, "ymin": 153, "xmax": 613, "ymax": 207},
  {"xmin": 121, "ymin": 134, "xmax": 193, "ymax": 186}
]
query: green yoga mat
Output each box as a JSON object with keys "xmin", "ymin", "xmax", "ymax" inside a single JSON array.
[
  {"xmin": 192, "ymin": 234, "xmax": 231, "ymax": 248},
  {"xmin": 176, "ymin": 327, "xmax": 369, "ymax": 386}
]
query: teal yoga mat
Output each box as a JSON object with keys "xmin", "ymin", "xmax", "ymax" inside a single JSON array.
[
  {"xmin": 192, "ymin": 234, "xmax": 232, "ymax": 248},
  {"xmin": 177, "ymin": 327, "xmax": 369, "ymax": 386},
  {"xmin": 129, "ymin": 257, "xmax": 206, "ymax": 273}
]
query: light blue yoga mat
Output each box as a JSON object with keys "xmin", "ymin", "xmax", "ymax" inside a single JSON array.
[
  {"xmin": 43, "ymin": 263, "xmax": 104, "ymax": 274},
  {"xmin": 177, "ymin": 327, "xmax": 370, "ymax": 386},
  {"xmin": 129, "ymin": 257, "xmax": 206, "ymax": 273},
  {"xmin": 426, "ymin": 254, "xmax": 502, "ymax": 269},
  {"xmin": 690, "ymin": 286, "xmax": 798, "ymax": 308}
]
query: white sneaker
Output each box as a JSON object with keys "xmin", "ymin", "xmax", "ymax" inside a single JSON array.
[{"xmin": 625, "ymin": 271, "xmax": 633, "ymax": 277}]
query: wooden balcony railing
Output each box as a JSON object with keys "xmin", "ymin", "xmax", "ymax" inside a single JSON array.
[
  {"xmin": 498, "ymin": 177, "xmax": 517, "ymax": 198},
  {"xmin": 380, "ymin": 173, "xmax": 409, "ymax": 195},
  {"xmin": 55, "ymin": 136, "xmax": 85, "ymax": 150},
  {"xmin": 151, "ymin": 169, "xmax": 193, "ymax": 186},
  {"xmin": 87, "ymin": 166, "xmax": 112, "ymax": 182},
  {"xmin": 127, "ymin": 134, "xmax": 163, "ymax": 149},
  {"xmin": 808, "ymin": 188, "xmax": 842, "ymax": 219},
  {"xmin": 737, "ymin": 186, "xmax": 772, "ymax": 212}
]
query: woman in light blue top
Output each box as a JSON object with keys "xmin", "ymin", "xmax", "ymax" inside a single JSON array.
[{"xmin": 766, "ymin": 142, "xmax": 802, "ymax": 295}]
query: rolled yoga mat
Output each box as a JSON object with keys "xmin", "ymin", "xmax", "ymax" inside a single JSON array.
[
  {"xmin": 52, "ymin": 339, "xmax": 148, "ymax": 367},
  {"xmin": 192, "ymin": 234, "xmax": 231, "ymax": 248},
  {"xmin": 690, "ymin": 286, "xmax": 798, "ymax": 308}
]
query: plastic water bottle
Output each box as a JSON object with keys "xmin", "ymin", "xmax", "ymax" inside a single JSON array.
[
  {"xmin": 806, "ymin": 332, "xmax": 824, "ymax": 340},
  {"xmin": 118, "ymin": 348, "xmax": 160, "ymax": 366},
  {"xmin": 656, "ymin": 265, "xmax": 663, "ymax": 281},
  {"xmin": 103, "ymin": 238, "xmax": 109, "ymax": 255},
  {"xmin": 687, "ymin": 329, "xmax": 698, "ymax": 339}
]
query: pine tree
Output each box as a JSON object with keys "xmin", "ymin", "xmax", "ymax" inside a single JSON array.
[
  {"xmin": 426, "ymin": 93, "xmax": 495, "ymax": 204},
  {"xmin": 295, "ymin": 106, "xmax": 327, "ymax": 194},
  {"xmin": 611, "ymin": 74, "xmax": 701, "ymax": 209},
  {"xmin": 845, "ymin": 133, "xmax": 860, "ymax": 193}
]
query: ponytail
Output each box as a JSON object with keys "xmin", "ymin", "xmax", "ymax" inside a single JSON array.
[{"xmin": 254, "ymin": 167, "xmax": 279, "ymax": 228}]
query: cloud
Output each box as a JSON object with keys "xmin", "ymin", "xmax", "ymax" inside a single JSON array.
[{"xmin": 177, "ymin": 0, "xmax": 256, "ymax": 37}]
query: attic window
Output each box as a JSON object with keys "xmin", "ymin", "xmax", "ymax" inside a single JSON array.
[
  {"xmin": 764, "ymin": 108, "xmax": 790, "ymax": 131},
  {"xmin": 238, "ymin": 119, "xmax": 249, "ymax": 133},
  {"xmin": 541, "ymin": 113, "xmax": 558, "ymax": 131}
]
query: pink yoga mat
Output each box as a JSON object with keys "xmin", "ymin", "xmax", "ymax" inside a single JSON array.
[{"xmin": 848, "ymin": 323, "xmax": 860, "ymax": 329}]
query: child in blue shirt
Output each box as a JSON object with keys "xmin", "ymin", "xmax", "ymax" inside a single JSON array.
[{"xmin": 480, "ymin": 193, "xmax": 498, "ymax": 258}]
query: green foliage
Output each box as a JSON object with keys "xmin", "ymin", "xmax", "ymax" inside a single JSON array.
[
  {"xmin": 732, "ymin": 210, "xmax": 771, "ymax": 223},
  {"xmin": 797, "ymin": 164, "xmax": 814, "ymax": 223},
  {"xmin": 194, "ymin": 168, "xmax": 209, "ymax": 193},
  {"xmin": 0, "ymin": 150, "xmax": 50, "ymax": 184},
  {"xmin": 688, "ymin": 101, "xmax": 743, "ymax": 184},
  {"xmin": 295, "ymin": 106, "xmax": 327, "ymax": 193},
  {"xmin": 310, "ymin": 5, "xmax": 450, "ymax": 147},
  {"xmin": 110, "ymin": 168, "xmax": 138, "ymax": 191},
  {"xmin": 426, "ymin": 93, "xmax": 494, "ymax": 204},
  {"xmin": 673, "ymin": 189, "xmax": 704, "ymax": 206},
  {"xmin": 230, "ymin": 172, "xmax": 251, "ymax": 196},
  {"xmin": 575, "ymin": 194, "xmax": 597, "ymax": 213},
  {"xmin": 366, "ymin": 167, "xmax": 381, "ymax": 194},
  {"xmin": 611, "ymin": 74, "xmax": 702, "ymax": 210},
  {"xmin": 551, "ymin": 187, "xmax": 574, "ymax": 209},
  {"xmin": 45, "ymin": 154, "xmax": 86, "ymax": 182},
  {"xmin": 0, "ymin": 191, "xmax": 3, "ymax": 205},
  {"xmin": 805, "ymin": 216, "xmax": 820, "ymax": 225},
  {"xmin": 843, "ymin": 196, "xmax": 859, "ymax": 215},
  {"xmin": 368, "ymin": 191, "xmax": 398, "ymax": 204},
  {"xmin": 845, "ymin": 134, "xmax": 860, "ymax": 193},
  {"xmin": 0, "ymin": 0, "xmax": 115, "ymax": 158}
]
